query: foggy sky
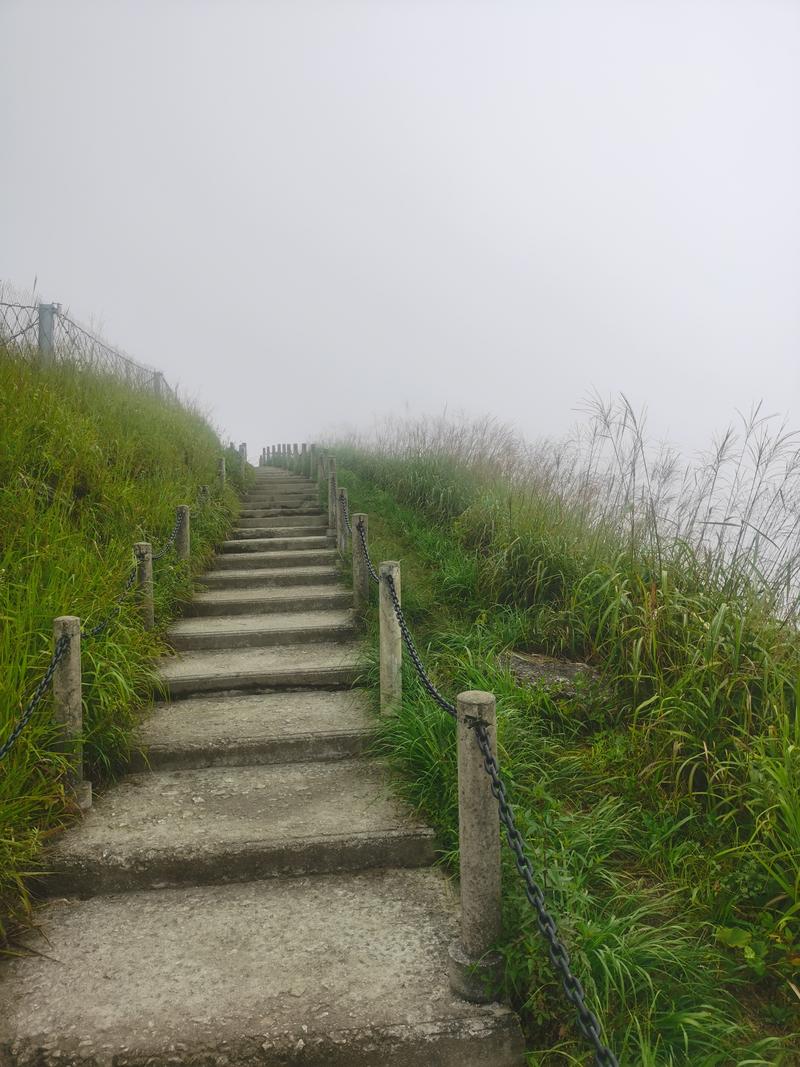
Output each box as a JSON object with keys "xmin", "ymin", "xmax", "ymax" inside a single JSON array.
[{"xmin": 2, "ymin": 1, "xmax": 798, "ymax": 459}]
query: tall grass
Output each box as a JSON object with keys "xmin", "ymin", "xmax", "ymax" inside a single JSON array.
[
  {"xmin": 328, "ymin": 402, "xmax": 800, "ymax": 1064},
  {"xmin": 0, "ymin": 345, "xmax": 243, "ymax": 939}
]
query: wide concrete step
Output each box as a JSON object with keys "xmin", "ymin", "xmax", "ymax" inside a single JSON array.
[
  {"xmin": 197, "ymin": 565, "xmax": 341, "ymax": 589},
  {"xmin": 158, "ymin": 639, "xmax": 362, "ymax": 696},
  {"xmin": 237, "ymin": 513, "xmax": 326, "ymax": 528},
  {"xmin": 134, "ymin": 689, "xmax": 373, "ymax": 770},
  {"xmin": 234, "ymin": 523, "xmax": 327, "ymax": 537},
  {"xmin": 221, "ymin": 535, "xmax": 332, "ymax": 553},
  {"xmin": 168, "ymin": 609, "xmax": 356, "ymax": 651},
  {"xmin": 42, "ymin": 759, "xmax": 435, "ymax": 895},
  {"xmin": 0, "ymin": 869, "xmax": 524, "ymax": 1066},
  {"xmin": 239, "ymin": 505, "xmax": 323, "ymax": 517},
  {"xmin": 214, "ymin": 548, "xmax": 336, "ymax": 569},
  {"xmin": 184, "ymin": 585, "xmax": 352, "ymax": 616},
  {"xmin": 247, "ymin": 490, "xmax": 317, "ymax": 500}
]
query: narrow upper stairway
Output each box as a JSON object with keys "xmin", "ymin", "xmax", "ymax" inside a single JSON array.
[{"xmin": 0, "ymin": 467, "xmax": 524, "ymax": 1066}]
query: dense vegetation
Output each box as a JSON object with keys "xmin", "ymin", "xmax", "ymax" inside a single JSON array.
[
  {"xmin": 328, "ymin": 406, "xmax": 799, "ymax": 1065},
  {"xmin": 0, "ymin": 347, "xmax": 243, "ymax": 938}
]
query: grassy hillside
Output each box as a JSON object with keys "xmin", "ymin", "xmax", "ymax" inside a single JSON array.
[
  {"xmin": 0, "ymin": 348, "xmax": 243, "ymax": 938},
  {"xmin": 326, "ymin": 408, "xmax": 799, "ymax": 1065}
]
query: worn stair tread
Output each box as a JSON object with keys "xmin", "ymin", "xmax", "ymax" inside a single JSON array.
[
  {"xmin": 221, "ymin": 535, "xmax": 333, "ymax": 552},
  {"xmin": 0, "ymin": 869, "xmax": 524, "ymax": 1066},
  {"xmin": 197, "ymin": 565, "xmax": 341, "ymax": 588},
  {"xmin": 213, "ymin": 548, "xmax": 337, "ymax": 569},
  {"xmin": 157, "ymin": 639, "xmax": 362, "ymax": 694},
  {"xmin": 43, "ymin": 760, "xmax": 435, "ymax": 893},
  {"xmin": 169, "ymin": 608, "xmax": 354, "ymax": 637},
  {"xmin": 233, "ymin": 524, "xmax": 328, "ymax": 538},
  {"xmin": 183, "ymin": 586, "xmax": 352, "ymax": 616},
  {"xmin": 138, "ymin": 689, "xmax": 373, "ymax": 758}
]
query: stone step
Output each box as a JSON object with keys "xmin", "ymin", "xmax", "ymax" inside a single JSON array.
[
  {"xmin": 213, "ymin": 548, "xmax": 337, "ymax": 569},
  {"xmin": 234, "ymin": 523, "xmax": 327, "ymax": 537},
  {"xmin": 42, "ymin": 759, "xmax": 435, "ymax": 896},
  {"xmin": 158, "ymin": 639, "xmax": 362, "ymax": 697},
  {"xmin": 168, "ymin": 610, "xmax": 356, "ymax": 651},
  {"xmin": 247, "ymin": 489, "xmax": 317, "ymax": 499},
  {"xmin": 183, "ymin": 585, "xmax": 352, "ymax": 616},
  {"xmin": 0, "ymin": 869, "xmax": 525, "ymax": 1066},
  {"xmin": 237, "ymin": 513, "xmax": 326, "ymax": 527},
  {"xmin": 221, "ymin": 535, "xmax": 333, "ymax": 553},
  {"xmin": 133, "ymin": 689, "xmax": 373, "ymax": 770},
  {"xmin": 197, "ymin": 565, "xmax": 341, "ymax": 589}
]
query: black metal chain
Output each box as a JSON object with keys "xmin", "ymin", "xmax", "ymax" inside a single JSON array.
[
  {"xmin": 0, "ymin": 635, "xmax": 71, "ymax": 761},
  {"xmin": 339, "ymin": 490, "xmax": 352, "ymax": 534},
  {"xmin": 471, "ymin": 721, "xmax": 619, "ymax": 1067},
  {"xmin": 151, "ymin": 509, "xmax": 183, "ymax": 561},
  {"xmin": 383, "ymin": 572, "xmax": 457, "ymax": 717},
  {"xmin": 355, "ymin": 518, "xmax": 380, "ymax": 583},
  {"xmin": 82, "ymin": 564, "xmax": 138, "ymax": 638}
]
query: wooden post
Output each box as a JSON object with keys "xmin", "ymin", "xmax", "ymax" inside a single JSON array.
[
  {"xmin": 327, "ymin": 459, "xmax": 337, "ymax": 533},
  {"xmin": 448, "ymin": 691, "xmax": 503, "ymax": 1002},
  {"xmin": 379, "ymin": 561, "xmax": 402, "ymax": 715},
  {"xmin": 53, "ymin": 616, "xmax": 92, "ymax": 810},
  {"xmin": 134, "ymin": 542, "xmax": 154, "ymax": 630},
  {"xmin": 176, "ymin": 505, "xmax": 190, "ymax": 562},
  {"xmin": 352, "ymin": 512, "xmax": 369, "ymax": 622}
]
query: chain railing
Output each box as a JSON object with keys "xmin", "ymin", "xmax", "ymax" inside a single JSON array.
[
  {"xmin": 1, "ymin": 501, "xmax": 194, "ymax": 766},
  {"xmin": 341, "ymin": 476, "xmax": 619, "ymax": 1067}
]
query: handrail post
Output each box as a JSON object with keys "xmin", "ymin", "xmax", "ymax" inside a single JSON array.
[
  {"xmin": 379, "ymin": 561, "xmax": 402, "ymax": 714},
  {"xmin": 449, "ymin": 690, "xmax": 503, "ymax": 1002},
  {"xmin": 53, "ymin": 616, "xmax": 92, "ymax": 810},
  {"xmin": 218, "ymin": 456, "xmax": 226, "ymax": 488},
  {"xmin": 308, "ymin": 443, "xmax": 317, "ymax": 480},
  {"xmin": 176, "ymin": 505, "xmax": 190, "ymax": 562},
  {"xmin": 134, "ymin": 542, "xmax": 154, "ymax": 630},
  {"xmin": 352, "ymin": 514, "xmax": 369, "ymax": 623},
  {"xmin": 37, "ymin": 302, "xmax": 56, "ymax": 364},
  {"xmin": 318, "ymin": 453, "xmax": 327, "ymax": 492},
  {"xmin": 327, "ymin": 459, "xmax": 337, "ymax": 534},
  {"xmin": 337, "ymin": 488, "xmax": 349, "ymax": 555}
]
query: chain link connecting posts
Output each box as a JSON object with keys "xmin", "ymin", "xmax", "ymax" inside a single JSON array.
[
  {"xmin": 337, "ymin": 488, "xmax": 350, "ymax": 555},
  {"xmin": 352, "ymin": 514, "xmax": 370, "ymax": 621}
]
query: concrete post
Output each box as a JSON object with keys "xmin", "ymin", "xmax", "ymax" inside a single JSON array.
[
  {"xmin": 448, "ymin": 691, "xmax": 503, "ymax": 1002},
  {"xmin": 37, "ymin": 302, "xmax": 56, "ymax": 363},
  {"xmin": 176, "ymin": 505, "xmax": 190, "ymax": 562},
  {"xmin": 153, "ymin": 372, "xmax": 164, "ymax": 398},
  {"xmin": 134, "ymin": 542, "xmax": 154, "ymax": 630},
  {"xmin": 308, "ymin": 443, "xmax": 317, "ymax": 480},
  {"xmin": 337, "ymin": 487, "xmax": 349, "ymax": 555},
  {"xmin": 352, "ymin": 513, "xmax": 370, "ymax": 622},
  {"xmin": 327, "ymin": 462, "xmax": 338, "ymax": 533},
  {"xmin": 218, "ymin": 456, "xmax": 226, "ymax": 488},
  {"xmin": 318, "ymin": 454, "xmax": 327, "ymax": 491},
  {"xmin": 293, "ymin": 443, "xmax": 298, "ymax": 455},
  {"xmin": 379, "ymin": 561, "xmax": 402, "ymax": 715},
  {"xmin": 53, "ymin": 616, "xmax": 92, "ymax": 810},
  {"xmin": 239, "ymin": 442, "xmax": 247, "ymax": 465}
]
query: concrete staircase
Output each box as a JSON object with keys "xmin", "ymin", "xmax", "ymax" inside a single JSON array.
[{"xmin": 0, "ymin": 468, "xmax": 524, "ymax": 1066}]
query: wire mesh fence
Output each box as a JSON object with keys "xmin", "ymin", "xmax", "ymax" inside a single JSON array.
[{"xmin": 0, "ymin": 284, "xmax": 177, "ymax": 400}]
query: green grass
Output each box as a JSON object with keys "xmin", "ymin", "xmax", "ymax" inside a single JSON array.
[
  {"xmin": 320, "ymin": 413, "xmax": 800, "ymax": 1065},
  {"xmin": 0, "ymin": 347, "xmax": 246, "ymax": 940}
]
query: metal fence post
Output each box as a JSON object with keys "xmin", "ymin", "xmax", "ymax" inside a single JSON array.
[
  {"xmin": 134, "ymin": 542, "xmax": 154, "ymax": 630},
  {"xmin": 176, "ymin": 505, "xmax": 190, "ymax": 562},
  {"xmin": 337, "ymin": 488, "xmax": 349, "ymax": 555},
  {"xmin": 379, "ymin": 561, "xmax": 402, "ymax": 715},
  {"xmin": 449, "ymin": 690, "xmax": 503, "ymax": 1002},
  {"xmin": 37, "ymin": 302, "xmax": 56, "ymax": 364},
  {"xmin": 352, "ymin": 513, "xmax": 369, "ymax": 622},
  {"xmin": 53, "ymin": 616, "xmax": 92, "ymax": 810},
  {"xmin": 327, "ymin": 460, "xmax": 338, "ymax": 534}
]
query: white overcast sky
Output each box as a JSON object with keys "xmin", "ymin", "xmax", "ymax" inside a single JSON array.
[{"xmin": 1, "ymin": 1, "xmax": 798, "ymax": 457}]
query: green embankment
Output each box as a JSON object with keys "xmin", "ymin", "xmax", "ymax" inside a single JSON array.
[
  {"xmin": 0, "ymin": 349, "xmax": 242, "ymax": 938},
  {"xmin": 330, "ymin": 431, "xmax": 799, "ymax": 1066}
]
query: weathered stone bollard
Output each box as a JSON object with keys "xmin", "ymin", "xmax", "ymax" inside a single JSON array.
[
  {"xmin": 176, "ymin": 505, "xmax": 190, "ymax": 562},
  {"xmin": 337, "ymin": 488, "xmax": 349, "ymax": 555},
  {"xmin": 318, "ymin": 454, "xmax": 327, "ymax": 492},
  {"xmin": 449, "ymin": 690, "xmax": 503, "ymax": 1002},
  {"xmin": 352, "ymin": 513, "xmax": 370, "ymax": 622},
  {"xmin": 379, "ymin": 561, "xmax": 402, "ymax": 715},
  {"xmin": 327, "ymin": 459, "xmax": 338, "ymax": 534},
  {"xmin": 134, "ymin": 542, "xmax": 154, "ymax": 630},
  {"xmin": 53, "ymin": 616, "xmax": 92, "ymax": 810}
]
